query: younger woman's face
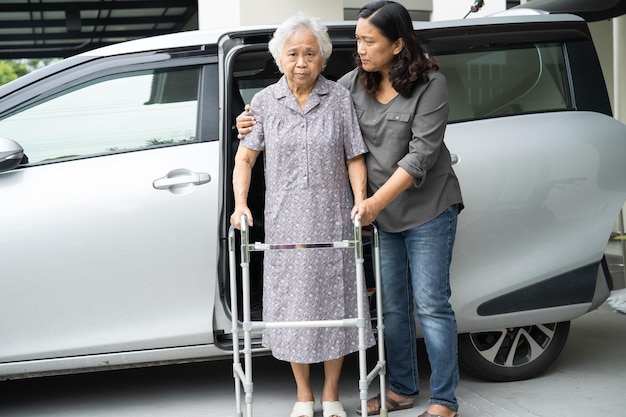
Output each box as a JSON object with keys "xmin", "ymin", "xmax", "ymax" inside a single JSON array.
[{"xmin": 355, "ymin": 17, "xmax": 404, "ymax": 74}]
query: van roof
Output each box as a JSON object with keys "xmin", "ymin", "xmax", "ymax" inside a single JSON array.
[{"xmin": 81, "ymin": 12, "xmax": 584, "ymax": 58}]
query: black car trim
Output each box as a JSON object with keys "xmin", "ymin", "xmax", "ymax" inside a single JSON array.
[
  {"xmin": 565, "ymin": 41, "xmax": 613, "ymax": 116},
  {"xmin": 477, "ymin": 261, "xmax": 600, "ymax": 316},
  {"xmin": 419, "ymin": 21, "xmax": 591, "ymax": 54},
  {"xmin": 0, "ymin": 56, "xmax": 96, "ymax": 102},
  {"xmin": 514, "ymin": 0, "xmax": 626, "ymax": 22},
  {"xmin": 199, "ymin": 63, "xmax": 219, "ymax": 142}
]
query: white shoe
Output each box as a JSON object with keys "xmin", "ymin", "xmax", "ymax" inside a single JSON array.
[
  {"xmin": 322, "ymin": 401, "xmax": 347, "ymax": 417},
  {"xmin": 290, "ymin": 401, "xmax": 314, "ymax": 417}
]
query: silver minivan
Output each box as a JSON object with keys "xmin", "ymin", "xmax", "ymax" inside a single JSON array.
[{"xmin": 1, "ymin": 11, "xmax": 625, "ymax": 382}]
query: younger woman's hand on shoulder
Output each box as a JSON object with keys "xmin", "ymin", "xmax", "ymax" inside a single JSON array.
[{"xmin": 236, "ymin": 104, "xmax": 256, "ymax": 139}]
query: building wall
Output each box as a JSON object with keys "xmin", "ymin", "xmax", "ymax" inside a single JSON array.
[
  {"xmin": 432, "ymin": 0, "xmax": 507, "ymax": 21},
  {"xmin": 344, "ymin": 0, "xmax": 432, "ymax": 20},
  {"xmin": 198, "ymin": 0, "xmax": 343, "ymax": 28},
  {"xmin": 197, "ymin": 0, "xmax": 508, "ymax": 25}
]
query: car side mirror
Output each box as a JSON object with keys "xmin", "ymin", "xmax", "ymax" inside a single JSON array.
[{"xmin": 0, "ymin": 137, "xmax": 25, "ymax": 173}]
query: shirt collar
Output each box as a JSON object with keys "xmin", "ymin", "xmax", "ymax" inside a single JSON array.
[{"xmin": 273, "ymin": 75, "xmax": 330, "ymax": 113}]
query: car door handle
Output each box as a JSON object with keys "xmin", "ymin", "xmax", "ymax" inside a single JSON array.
[
  {"xmin": 450, "ymin": 154, "xmax": 459, "ymax": 165},
  {"xmin": 153, "ymin": 169, "xmax": 211, "ymax": 190}
]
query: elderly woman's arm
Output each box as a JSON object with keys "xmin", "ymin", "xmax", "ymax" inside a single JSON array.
[
  {"xmin": 231, "ymin": 145, "xmax": 261, "ymax": 229},
  {"xmin": 347, "ymin": 154, "xmax": 367, "ymax": 221}
]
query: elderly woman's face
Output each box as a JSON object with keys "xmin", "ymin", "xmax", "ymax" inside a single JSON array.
[{"xmin": 279, "ymin": 28, "xmax": 323, "ymax": 92}]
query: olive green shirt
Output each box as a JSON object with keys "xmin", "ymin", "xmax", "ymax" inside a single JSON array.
[{"xmin": 338, "ymin": 69, "xmax": 463, "ymax": 232}]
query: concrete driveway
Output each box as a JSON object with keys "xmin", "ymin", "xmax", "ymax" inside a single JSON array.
[{"xmin": 1, "ymin": 298, "xmax": 625, "ymax": 417}]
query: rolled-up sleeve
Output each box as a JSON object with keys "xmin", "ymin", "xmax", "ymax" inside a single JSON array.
[
  {"xmin": 398, "ymin": 73, "xmax": 449, "ymax": 187},
  {"xmin": 341, "ymin": 89, "xmax": 368, "ymax": 160}
]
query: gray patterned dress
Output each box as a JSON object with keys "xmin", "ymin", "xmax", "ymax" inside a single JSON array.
[{"xmin": 240, "ymin": 75, "xmax": 375, "ymax": 363}]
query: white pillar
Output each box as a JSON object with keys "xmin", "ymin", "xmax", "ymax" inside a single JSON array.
[
  {"xmin": 614, "ymin": 16, "xmax": 626, "ymax": 273},
  {"xmin": 198, "ymin": 0, "xmax": 343, "ymax": 29},
  {"xmin": 614, "ymin": 15, "xmax": 626, "ymax": 123}
]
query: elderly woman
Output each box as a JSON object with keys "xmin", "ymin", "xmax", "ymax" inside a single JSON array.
[{"xmin": 230, "ymin": 13, "xmax": 375, "ymax": 417}]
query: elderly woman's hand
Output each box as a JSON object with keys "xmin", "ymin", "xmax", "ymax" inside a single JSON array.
[
  {"xmin": 230, "ymin": 205, "xmax": 254, "ymax": 230},
  {"xmin": 236, "ymin": 104, "xmax": 255, "ymax": 139}
]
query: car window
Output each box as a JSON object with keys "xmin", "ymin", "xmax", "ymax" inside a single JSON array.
[
  {"xmin": 438, "ymin": 43, "xmax": 571, "ymax": 122},
  {"xmin": 231, "ymin": 48, "xmax": 355, "ymax": 108},
  {"xmin": 0, "ymin": 66, "xmax": 200, "ymax": 164}
]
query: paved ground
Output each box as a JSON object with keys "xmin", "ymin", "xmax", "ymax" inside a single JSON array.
[
  {"xmin": 1, "ymin": 298, "xmax": 625, "ymax": 417},
  {"xmin": 229, "ymin": 301, "xmax": 626, "ymax": 417},
  {"xmin": 2, "ymin": 245, "xmax": 624, "ymax": 417}
]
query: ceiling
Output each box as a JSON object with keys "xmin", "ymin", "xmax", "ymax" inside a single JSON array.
[{"xmin": 0, "ymin": 0, "xmax": 198, "ymax": 59}]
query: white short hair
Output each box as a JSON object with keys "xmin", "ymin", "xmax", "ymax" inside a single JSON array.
[{"xmin": 268, "ymin": 13, "xmax": 332, "ymax": 73}]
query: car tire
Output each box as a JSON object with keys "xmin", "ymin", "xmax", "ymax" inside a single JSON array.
[{"xmin": 458, "ymin": 321, "xmax": 570, "ymax": 382}]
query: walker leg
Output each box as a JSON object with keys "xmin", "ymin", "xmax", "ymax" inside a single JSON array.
[{"xmin": 374, "ymin": 225, "xmax": 387, "ymax": 417}]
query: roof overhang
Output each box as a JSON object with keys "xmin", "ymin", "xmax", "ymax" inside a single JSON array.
[
  {"xmin": 0, "ymin": 0, "xmax": 624, "ymax": 60},
  {"xmin": 0, "ymin": 0, "xmax": 198, "ymax": 59}
]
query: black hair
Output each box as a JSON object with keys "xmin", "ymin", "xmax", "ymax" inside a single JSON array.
[{"xmin": 357, "ymin": 0, "xmax": 439, "ymax": 97}]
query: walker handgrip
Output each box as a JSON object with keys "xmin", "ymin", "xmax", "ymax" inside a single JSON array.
[
  {"xmin": 240, "ymin": 214, "xmax": 248, "ymax": 232},
  {"xmin": 353, "ymin": 211, "xmax": 362, "ymax": 228}
]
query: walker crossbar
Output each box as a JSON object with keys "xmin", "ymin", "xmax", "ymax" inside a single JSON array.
[
  {"xmin": 228, "ymin": 214, "xmax": 386, "ymax": 417},
  {"xmin": 247, "ymin": 317, "xmax": 361, "ymax": 330},
  {"xmin": 245, "ymin": 241, "xmax": 355, "ymax": 251}
]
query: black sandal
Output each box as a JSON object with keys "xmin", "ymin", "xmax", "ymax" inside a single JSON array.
[{"xmin": 356, "ymin": 393, "xmax": 414, "ymax": 415}]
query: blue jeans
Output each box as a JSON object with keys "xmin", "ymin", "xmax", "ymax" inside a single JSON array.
[{"xmin": 379, "ymin": 205, "xmax": 459, "ymax": 411}]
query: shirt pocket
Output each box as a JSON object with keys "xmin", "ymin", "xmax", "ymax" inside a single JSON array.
[
  {"xmin": 355, "ymin": 106, "xmax": 376, "ymax": 141},
  {"xmin": 385, "ymin": 112, "xmax": 412, "ymax": 141},
  {"xmin": 386, "ymin": 112, "xmax": 411, "ymax": 123}
]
